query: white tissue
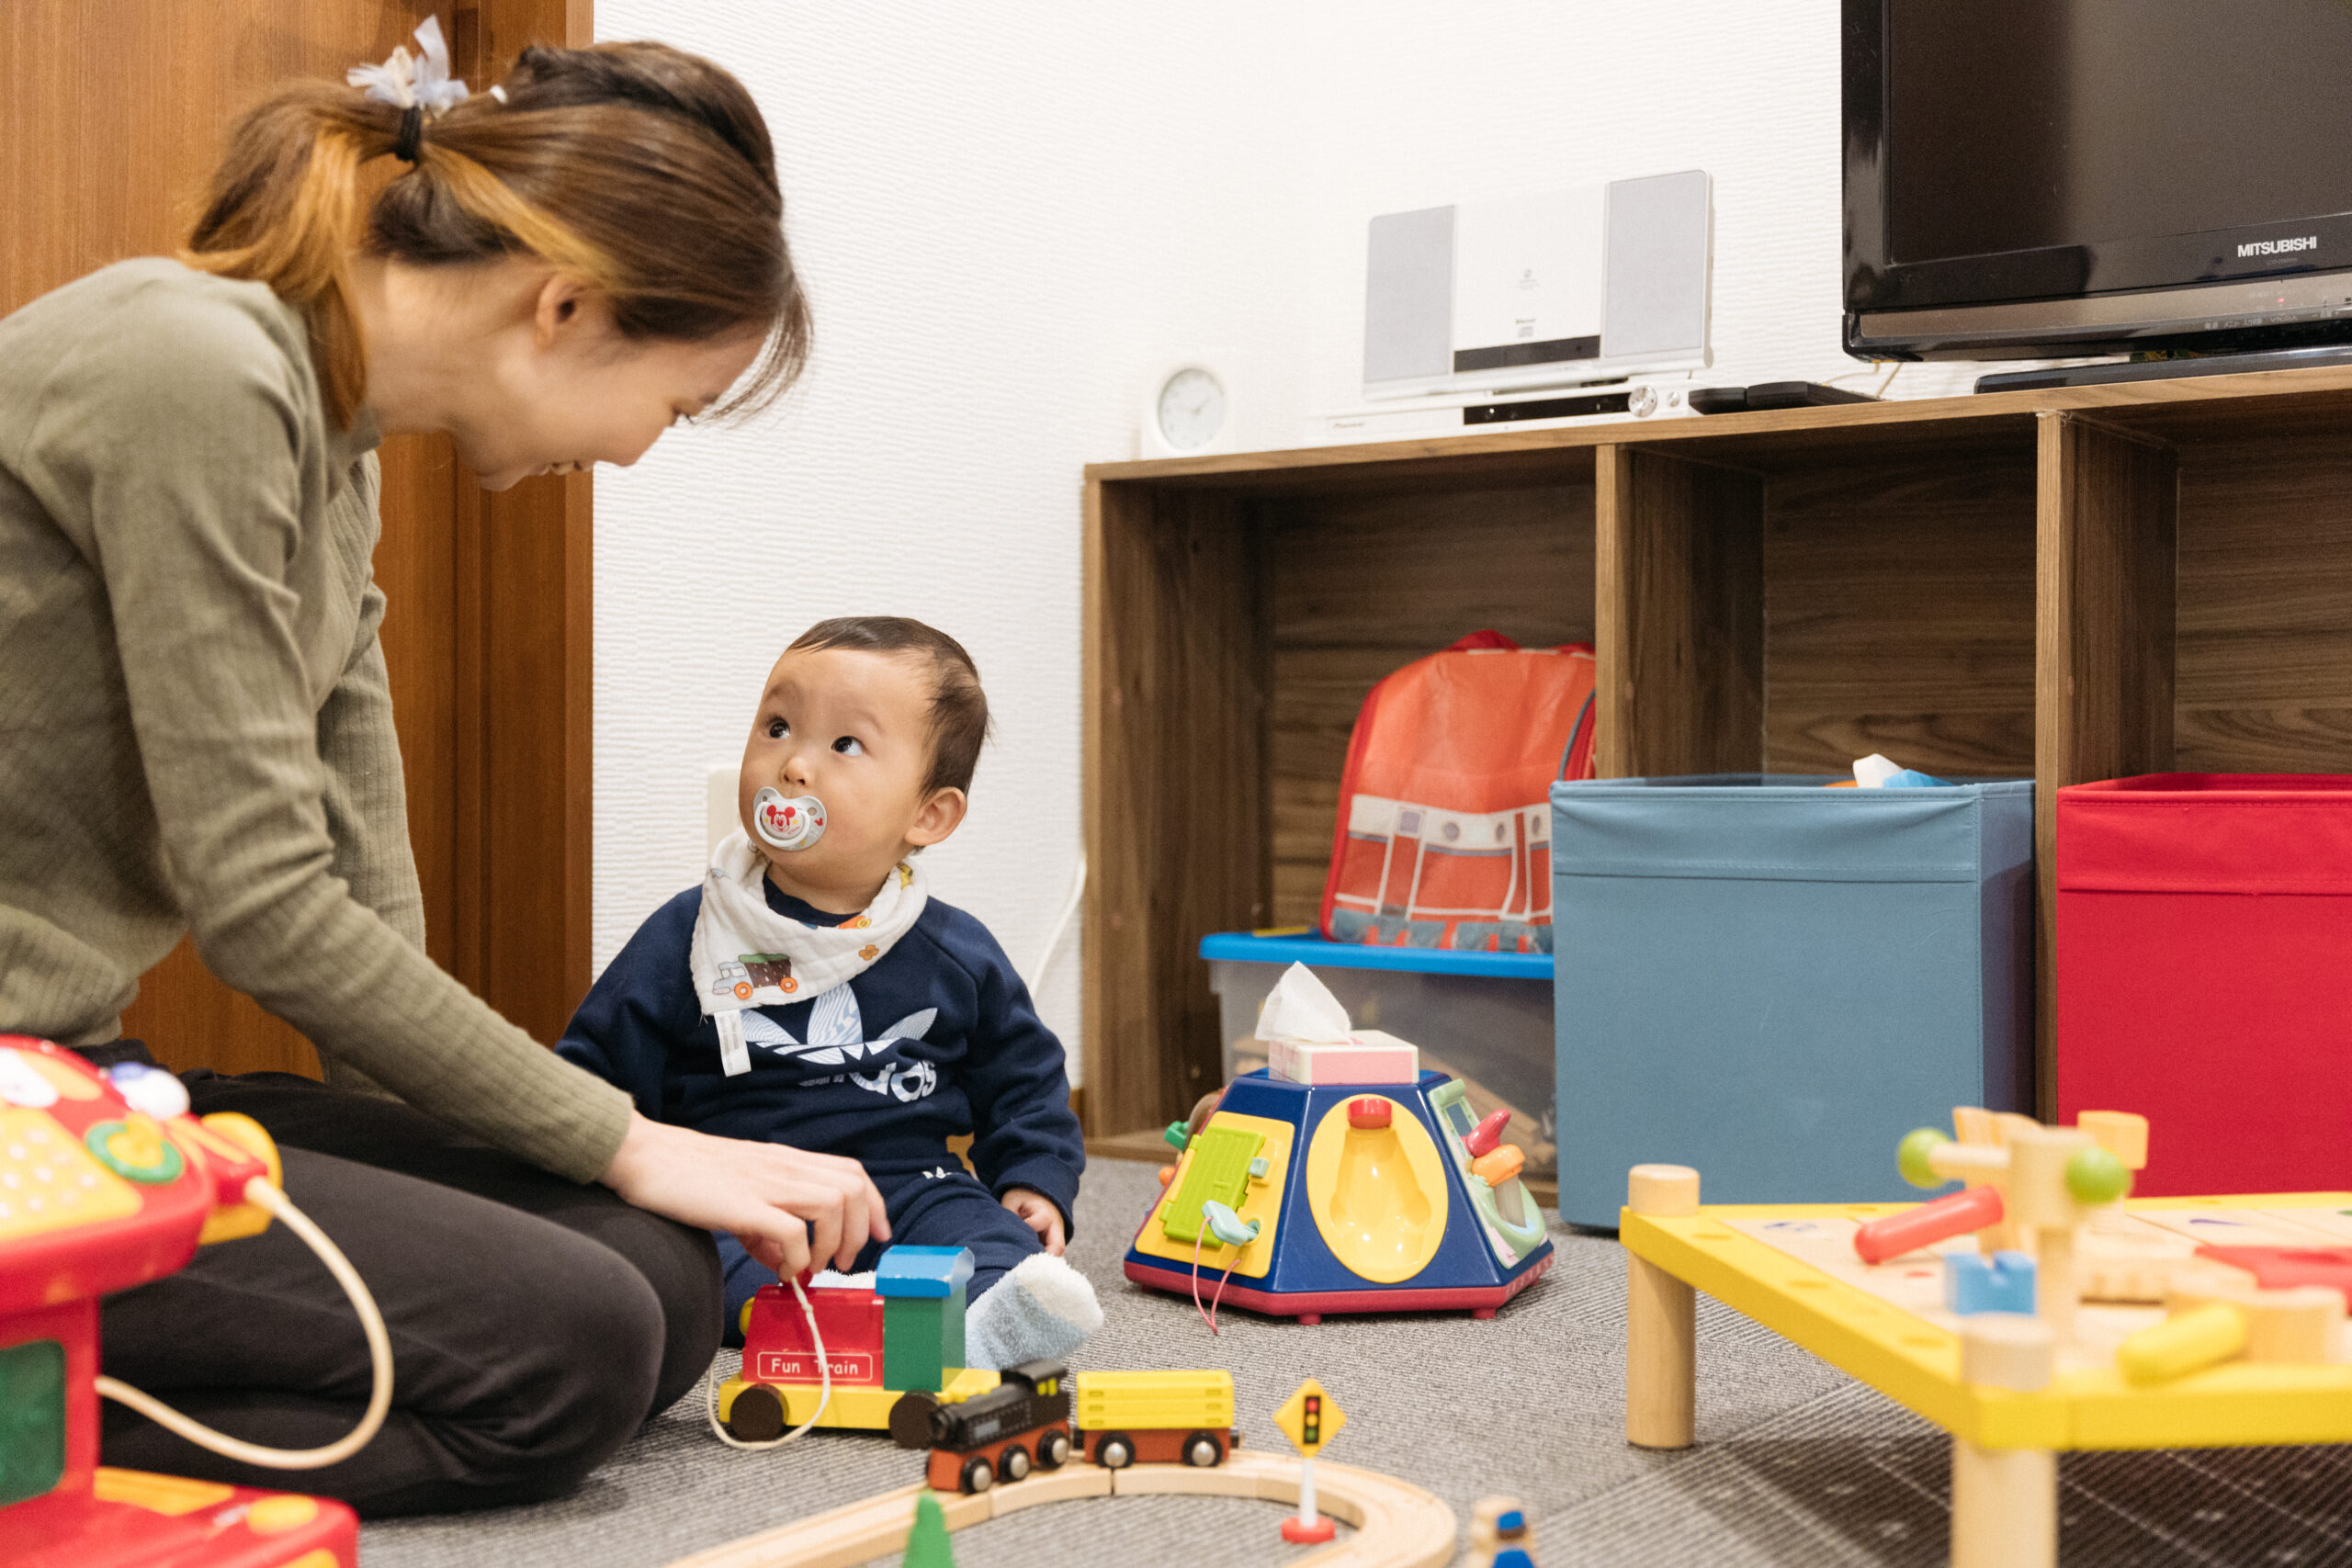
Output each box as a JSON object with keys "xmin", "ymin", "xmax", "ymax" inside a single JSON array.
[
  {"xmin": 1852, "ymin": 753, "xmax": 1902, "ymax": 788},
  {"xmin": 1255, "ymin": 961, "xmax": 1354, "ymax": 1045}
]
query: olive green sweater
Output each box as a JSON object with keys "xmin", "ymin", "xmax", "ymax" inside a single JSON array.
[{"xmin": 0, "ymin": 259, "xmax": 629, "ymax": 1181}]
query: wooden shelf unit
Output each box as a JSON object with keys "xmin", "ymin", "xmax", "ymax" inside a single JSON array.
[{"xmin": 1081, "ymin": 366, "xmax": 2352, "ymax": 1142}]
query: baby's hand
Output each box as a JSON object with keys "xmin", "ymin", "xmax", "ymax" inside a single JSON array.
[{"xmin": 1001, "ymin": 1187, "xmax": 1066, "ymax": 1255}]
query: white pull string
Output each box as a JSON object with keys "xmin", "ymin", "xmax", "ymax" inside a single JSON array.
[
  {"xmin": 96, "ymin": 1179, "xmax": 392, "ymax": 1470},
  {"xmin": 705, "ymin": 1274, "xmax": 831, "ymax": 1449}
]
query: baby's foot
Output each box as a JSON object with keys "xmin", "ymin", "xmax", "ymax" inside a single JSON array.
[{"xmin": 962, "ymin": 1254, "xmax": 1103, "ymax": 1371}]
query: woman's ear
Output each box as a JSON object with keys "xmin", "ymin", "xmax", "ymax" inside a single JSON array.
[
  {"xmin": 532, "ymin": 272, "xmax": 598, "ymax": 347},
  {"xmin": 905, "ymin": 787, "xmax": 968, "ymax": 849}
]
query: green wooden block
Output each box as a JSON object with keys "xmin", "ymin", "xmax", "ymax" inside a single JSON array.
[
  {"xmin": 884, "ymin": 1286, "xmax": 968, "ymax": 1389},
  {"xmin": 1161, "ymin": 1124, "xmax": 1265, "ymax": 1244}
]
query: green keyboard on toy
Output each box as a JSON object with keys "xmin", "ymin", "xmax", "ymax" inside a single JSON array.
[{"xmin": 1161, "ymin": 1125, "xmax": 1264, "ymax": 1246}]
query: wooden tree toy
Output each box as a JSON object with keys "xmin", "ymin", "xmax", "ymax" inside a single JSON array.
[{"xmin": 901, "ymin": 1489, "xmax": 958, "ymax": 1568}]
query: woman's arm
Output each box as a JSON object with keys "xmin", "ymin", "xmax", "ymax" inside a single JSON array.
[{"xmin": 315, "ymin": 572, "xmax": 428, "ymax": 956}]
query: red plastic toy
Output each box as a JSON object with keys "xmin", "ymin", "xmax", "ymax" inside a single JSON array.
[
  {"xmin": 0, "ymin": 1036, "xmax": 357, "ymax": 1568},
  {"xmin": 2195, "ymin": 1245, "xmax": 2352, "ymax": 1306}
]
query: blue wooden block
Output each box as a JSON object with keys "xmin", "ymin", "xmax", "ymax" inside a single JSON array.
[
  {"xmin": 1944, "ymin": 1249, "xmax": 2037, "ymax": 1314},
  {"xmin": 1551, "ymin": 775, "xmax": 2035, "ymax": 1226},
  {"xmin": 876, "ymin": 1245, "xmax": 974, "ymax": 1299}
]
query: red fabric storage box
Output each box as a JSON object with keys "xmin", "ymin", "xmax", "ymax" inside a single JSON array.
[{"xmin": 2057, "ymin": 773, "xmax": 2352, "ymax": 1196}]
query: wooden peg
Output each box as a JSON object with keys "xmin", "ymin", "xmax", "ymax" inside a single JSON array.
[
  {"xmin": 1628, "ymin": 1163, "xmax": 1700, "ymax": 1218},
  {"xmin": 1625, "ymin": 1164, "xmax": 1698, "ymax": 1450},
  {"xmin": 2074, "ymin": 1110, "xmax": 2148, "ymax": 1170},
  {"xmin": 2243, "ymin": 1286, "xmax": 2343, "ymax": 1365},
  {"xmin": 1961, "ymin": 1314, "xmax": 2054, "ymax": 1392}
]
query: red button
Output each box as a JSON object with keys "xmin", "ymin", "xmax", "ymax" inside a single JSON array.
[{"xmin": 1347, "ymin": 1097, "xmax": 1391, "ymax": 1129}]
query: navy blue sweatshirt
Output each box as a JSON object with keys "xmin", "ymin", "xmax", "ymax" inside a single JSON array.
[{"xmin": 557, "ymin": 877, "xmax": 1084, "ymax": 1234}]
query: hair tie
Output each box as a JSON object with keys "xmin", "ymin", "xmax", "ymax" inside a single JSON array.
[
  {"xmin": 391, "ymin": 104, "xmax": 424, "ymax": 164},
  {"xmin": 349, "ymin": 15, "xmax": 469, "ymax": 160}
]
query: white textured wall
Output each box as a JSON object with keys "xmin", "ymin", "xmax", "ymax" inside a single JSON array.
[
  {"xmin": 590, "ymin": 3, "xmax": 1311, "ymax": 1076},
  {"xmin": 590, "ymin": 2, "xmax": 2061, "ymax": 1075}
]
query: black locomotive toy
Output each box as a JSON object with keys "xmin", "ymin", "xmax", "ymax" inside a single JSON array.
[{"xmin": 891, "ymin": 1359, "xmax": 1074, "ymax": 1493}]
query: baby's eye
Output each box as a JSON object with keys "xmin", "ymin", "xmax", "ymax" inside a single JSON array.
[
  {"xmin": 832, "ymin": 737, "xmax": 865, "ymax": 756},
  {"xmin": 766, "ymin": 717, "xmax": 789, "ymax": 739}
]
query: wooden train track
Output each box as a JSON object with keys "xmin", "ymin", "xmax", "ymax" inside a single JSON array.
[{"xmin": 664, "ymin": 1448, "xmax": 1459, "ymax": 1568}]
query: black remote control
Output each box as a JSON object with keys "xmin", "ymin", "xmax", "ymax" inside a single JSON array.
[{"xmin": 1690, "ymin": 381, "xmax": 1883, "ymax": 415}]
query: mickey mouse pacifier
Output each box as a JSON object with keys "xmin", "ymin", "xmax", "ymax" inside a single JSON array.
[{"xmin": 752, "ymin": 787, "xmax": 827, "ymax": 852}]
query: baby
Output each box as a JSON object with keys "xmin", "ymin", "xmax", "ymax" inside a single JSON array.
[{"xmin": 559, "ymin": 616, "xmax": 1098, "ymax": 1370}]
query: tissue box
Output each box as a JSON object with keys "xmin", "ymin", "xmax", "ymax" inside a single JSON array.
[
  {"xmin": 1203, "ymin": 932, "xmax": 1555, "ymax": 1178},
  {"xmin": 1268, "ymin": 1030, "xmax": 1420, "ymax": 1086}
]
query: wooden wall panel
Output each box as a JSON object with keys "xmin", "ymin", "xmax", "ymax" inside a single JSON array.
[
  {"xmin": 1261, "ymin": 483, "xmax": 1595, "ymax": 925},
  {"xmin": 2176, "ymin": 434, "xmax": 2352, "ymax": 773},
  {"xmin": 1083, "ymin": 482, "xmax": 1268, "ymax": 1136},
  {"xmin": 1594, "ymin": 446, "xmax": 1765, "ymax": 779},
  {"xmin": 1763, "ymin": 456, "xmax": 2039, "ymax": 777},
  {"xmin": 2035, "ymin": 412, "xmax": 2177, "ymax": 1117}
]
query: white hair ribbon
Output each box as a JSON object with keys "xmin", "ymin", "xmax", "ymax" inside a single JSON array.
[{"xmin": 347, "ymin": 16, "xmax": 471, "ymax": 117}]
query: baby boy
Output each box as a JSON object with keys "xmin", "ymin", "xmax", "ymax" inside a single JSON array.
[{"xmin": 559, "ymin": 616, "xmax": 1098, "ymax": 1370}]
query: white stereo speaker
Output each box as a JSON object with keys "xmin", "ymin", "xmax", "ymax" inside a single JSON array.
[{"xmin": 1363, "ymin": 171, "xmax": 1713, "ymax": 400}]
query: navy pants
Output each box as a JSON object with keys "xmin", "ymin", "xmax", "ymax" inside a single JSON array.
[{"xmin": 718, "ymin": 1159, "xmax": 1044, "ymax": 1345}]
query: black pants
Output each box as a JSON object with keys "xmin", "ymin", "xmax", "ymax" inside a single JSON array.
[{"xmin": 94, "ymin": 1057, "xmax": 722, "ymax": 1517}]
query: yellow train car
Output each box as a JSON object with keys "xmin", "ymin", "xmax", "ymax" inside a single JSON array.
[{"xmin": 1069, "ymin": 1371, "xmax": 1238, "ymax": 1468}]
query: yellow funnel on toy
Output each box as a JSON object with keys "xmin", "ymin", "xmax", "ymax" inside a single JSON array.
[{"xmin": 1306, "ymin": 1095, "xmax": 1448, "ymax": 1282}]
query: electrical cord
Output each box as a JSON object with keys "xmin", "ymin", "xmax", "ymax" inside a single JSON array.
[
  {"xmin": 706, "ymin": 1273, "xmax": 831, "ymax": 1449},
  {"xmin": 1026, "ymin": 851, "xmax": 1087, "ymax": 996},
  {"xmin": 96, "ymin": 1179, "xmax": 392, "ymax": 1470}
]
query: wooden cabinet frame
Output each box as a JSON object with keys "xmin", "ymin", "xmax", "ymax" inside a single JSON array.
[{"xmin": 1082, "ymin": 367, "xmax": 2352, "ymax": 1139}]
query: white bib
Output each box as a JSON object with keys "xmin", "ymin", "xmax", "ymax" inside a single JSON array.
[{"xmin": 689, "ymin": 831, "xmax": 930, "ymax": 1076}]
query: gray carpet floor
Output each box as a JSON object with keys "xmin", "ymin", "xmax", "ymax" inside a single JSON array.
[{"xmin": 360, "ymin": 1160, "xmax": 2352, "ymax": 1568}]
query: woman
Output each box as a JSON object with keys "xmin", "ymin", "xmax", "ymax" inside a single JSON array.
[{"xmin": 0, "ymin": 36, "xmax": 886, "ymax": 1515}]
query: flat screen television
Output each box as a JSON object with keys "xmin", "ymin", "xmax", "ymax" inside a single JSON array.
[{"xmin": 1844, "ymin": 0, "xmax": 2352, "ymax": 363}]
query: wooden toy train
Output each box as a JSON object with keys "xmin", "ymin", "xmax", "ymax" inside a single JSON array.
[
  {"xmin": 890, "ymin": 1363, "xmax": 1238, "ymax": 1494},
  {"xmin": 717, "ymin": 1242, "xmax": 1239, "ymax": 1494}
]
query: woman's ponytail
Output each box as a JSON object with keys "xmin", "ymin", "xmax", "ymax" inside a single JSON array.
[
  {"xmin": 182, "ymin": 39, "xmax": 807, "ymax": 431},
  {"xmin": 183, "ymin": 86, "xmax": 386, "ymax": 425}
]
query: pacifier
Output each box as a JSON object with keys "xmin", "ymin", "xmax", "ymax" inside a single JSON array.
[{"xmin": 752, "ymin": 787, "xmax": 827, "ymax": 852}]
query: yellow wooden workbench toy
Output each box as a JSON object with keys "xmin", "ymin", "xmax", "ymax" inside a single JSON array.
[{"xmin": 1619, "ymin": 1109, "xmax": 2352, "ymax": 1568}]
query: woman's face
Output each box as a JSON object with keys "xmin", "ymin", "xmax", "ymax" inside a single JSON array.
[{"xmin": 452, "ymin": 276, "xmax": 766, "ymax": 491}]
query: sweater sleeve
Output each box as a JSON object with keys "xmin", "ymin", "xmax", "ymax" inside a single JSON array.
[
  {"xmin": 956, "ymin": 924, "xmax": 1085, "ymax": 1236},
  {"xmin": 316, "ymin": 574, "xmax": 427, "ymax": 954},
  {"xmin": 308, "ymin": 572, "xmax": 424, "ymax": 1100},
  {"xmin": 14, "ymin": 285, "xmax": 630, "ymax": 1181}
]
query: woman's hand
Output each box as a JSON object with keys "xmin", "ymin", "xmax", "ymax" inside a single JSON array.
[{"xmin": 598, "ymin": 1112, "xmax": 889, "ymax": 1279}]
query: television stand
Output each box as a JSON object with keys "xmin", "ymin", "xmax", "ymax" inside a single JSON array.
[{"xmin": 1976, "ymin": 343, "xmax": 2352, "ymax": 393}]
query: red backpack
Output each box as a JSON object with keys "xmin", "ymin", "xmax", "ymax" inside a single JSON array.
[{"xmin": 1318, "ymin": 631, "xmax": 1597, "ymax": 953}]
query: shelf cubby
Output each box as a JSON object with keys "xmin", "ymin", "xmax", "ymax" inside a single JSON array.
[{"xmin": 1082, "ymin": 367, "xmax": 2352, "ymax": 1142}]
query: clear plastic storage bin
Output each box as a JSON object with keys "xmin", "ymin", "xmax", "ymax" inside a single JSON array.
[{"xmin": 1200, "ymin": 931, "xmax": 1555, "ymax": 1179}]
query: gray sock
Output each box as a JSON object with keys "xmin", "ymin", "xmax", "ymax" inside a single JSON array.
[{"xmin": 962, "ymin": 1253, "xmax": 1103, "ymax": 1371}]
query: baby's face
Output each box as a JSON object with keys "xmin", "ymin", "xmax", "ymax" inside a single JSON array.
[{"xmin": 739, "ymin": 647, "xmax": 954, "ymax": 904}]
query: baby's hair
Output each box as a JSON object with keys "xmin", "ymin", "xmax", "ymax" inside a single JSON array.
[{"xmin": 788, "ymin": 617, "xmax": 989, "ymax": 797}]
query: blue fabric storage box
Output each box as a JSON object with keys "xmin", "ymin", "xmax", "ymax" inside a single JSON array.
[{"xmin": 1548, "ymin": 774, "xmax": 2034, "ymax": 1225}]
